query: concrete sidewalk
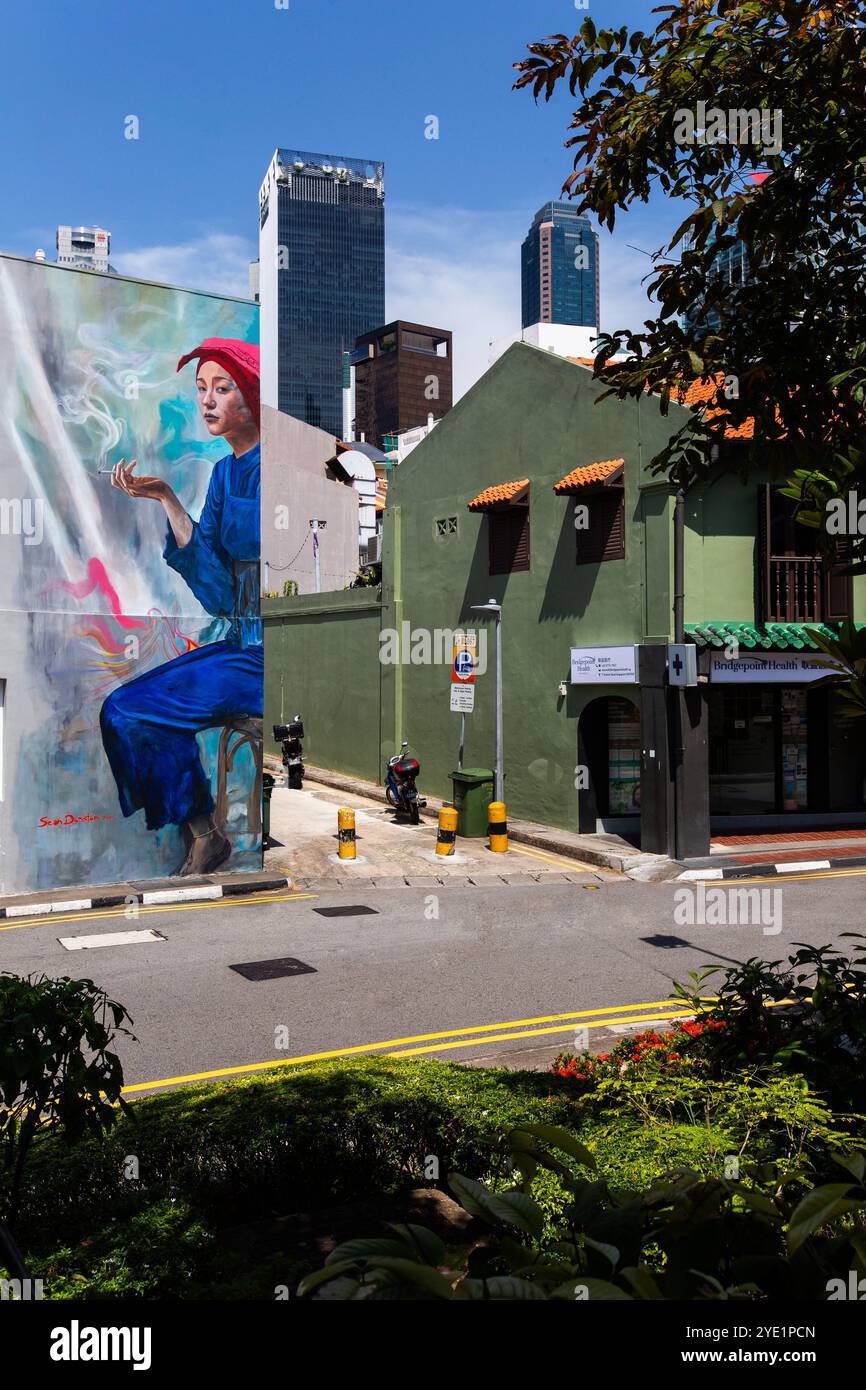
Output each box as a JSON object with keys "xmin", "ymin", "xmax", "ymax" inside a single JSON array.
[
  {"xmin": 265, "ymin": 760, "xmax": 680, "ymax": 885},
  {"xmin": 0, "ymin": 869, "xmax": 292, "ymax": 920}
]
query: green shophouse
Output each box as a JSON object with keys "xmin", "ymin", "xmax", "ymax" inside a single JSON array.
[{"xmin": 264, "ymin": 343, "xmax": 866, "ymax": 858}]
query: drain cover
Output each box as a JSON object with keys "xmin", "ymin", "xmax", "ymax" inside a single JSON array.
[
  {"xmin": 313, "ymin": 905, "xmax": 379, "ymax": 918},
  {"xmin": 229, "ymin": 957, "xmax": 317, "ymax": 981}
]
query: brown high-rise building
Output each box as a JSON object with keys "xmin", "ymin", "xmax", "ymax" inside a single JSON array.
[{"xmin": 352, "ymin": 320, "xmax": 452, "ymax": 450}]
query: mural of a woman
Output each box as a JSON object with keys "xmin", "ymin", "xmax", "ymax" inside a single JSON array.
[{"xmin": 99, "ymin": 338, "xmax": 262, "ymax": 876}]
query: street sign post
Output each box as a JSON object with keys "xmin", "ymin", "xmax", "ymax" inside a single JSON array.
[{"xmin": 451, "ymin": 631, "xmax": 477, "ymax": 768}]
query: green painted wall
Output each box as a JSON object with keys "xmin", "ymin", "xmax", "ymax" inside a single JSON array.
[
  {"xmin": 379, "ymin": 344, "xmax": 675, "ymax": 830},
  {"xmin": 263, "ymin": 343, "xmax": 866, "ymax": 832},
  {"xmin": 263, "ymin": 588, "xmax": 383, "ymax": 781}
]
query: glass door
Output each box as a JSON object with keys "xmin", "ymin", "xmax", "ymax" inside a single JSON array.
[{"xmin": 709, "ymin": 688, "xmax": 777, "ymax": 814}]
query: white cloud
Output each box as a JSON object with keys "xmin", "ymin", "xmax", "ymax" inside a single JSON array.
[
  {"xmin": 387, "ymin": 203, "xmax": 656, "ymax": 399},
  {"xmin": 387, "ymin": 204, "xmax": 525, "ymax": 401},
  {"xmin": 110, "ymin": 213, "xmax": 658, "ymax": 396},
  {"xmin": 112, "ymin": 233, "xmax": 256, "ymax": 299}
]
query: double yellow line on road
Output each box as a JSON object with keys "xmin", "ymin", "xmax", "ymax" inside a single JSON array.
[
  {"xmin": 121, "ymin": 996, "xmax": 702, "ymax": 1096},
  {"xmin": 0, "ymin": 890, "xmax": 316, "ymax": 933}
]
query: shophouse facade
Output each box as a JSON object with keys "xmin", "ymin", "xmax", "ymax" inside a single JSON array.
[{"xmin": 264, "ymin": 343, "xmax": 866, "ymax": 856}]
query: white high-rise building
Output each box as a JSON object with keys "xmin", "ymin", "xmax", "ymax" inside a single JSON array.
[{"xmin": 56, "ymin": 226, "xmax": 112, "ymax": 273}]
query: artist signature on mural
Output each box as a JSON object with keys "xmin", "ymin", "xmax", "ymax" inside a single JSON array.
[{"xmin": 38, "ymin": 814, "xmax": 114, "ymax": 828}]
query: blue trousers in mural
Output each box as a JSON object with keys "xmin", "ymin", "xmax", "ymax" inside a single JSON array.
[{"xmin": 100, "ymin": 641, "xmax": 264, "ymax": 831}]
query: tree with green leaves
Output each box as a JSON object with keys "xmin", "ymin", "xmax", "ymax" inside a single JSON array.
[
  {"xmin": 514, "ymin": 1, "xmax": 866, "ymax": 555},
  {"xmin": 0, "ymin": 972, "xmax": 134, "ymax": 1228},
  {"xmin": 514, "ymin": 0, "xmax": 866, "ymax": 688}
]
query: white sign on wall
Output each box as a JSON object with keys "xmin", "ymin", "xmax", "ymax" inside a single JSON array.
[
  {"xmin": 450, "ymin": 684, "xmax": 475, "ymax": 713},
  {"xmin": 570, "ymin": 645, "xmax": 638, "ymax": 685},
  {"xmin": 710, "ymin": 651, "xmax": 846, "ymax": 684}
]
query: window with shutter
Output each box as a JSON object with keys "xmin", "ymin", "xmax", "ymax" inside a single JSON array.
[
  {"xmin": 576, "ymin": 490, "xmax": 625, "ymax": 565},
  {"xmin": 489, "ymin": 508, "xmax": 530, "ymax": 575}
]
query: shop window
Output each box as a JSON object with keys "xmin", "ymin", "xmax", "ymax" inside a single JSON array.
[
  {"xmin": 489, "ymin": 508, "xmax": 529, "ymax": 575},
  {"xmin": 607, "ymin": 697, "xmax": 640, "ymax": 814},
  {"xmin": 709, "ymin": 688, "xmax": 777, "ymax": 814},
  {"xmin": 576, "ymin": 490, "xmax": 625, "ymax": 565}
]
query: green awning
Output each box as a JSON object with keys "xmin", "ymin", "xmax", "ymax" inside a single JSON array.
[{"xmin": 686, "ymin": 621, "xmax": 862, "ymax": 652}]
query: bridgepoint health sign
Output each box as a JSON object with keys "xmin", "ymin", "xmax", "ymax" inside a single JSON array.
[
  {"xmin": 570, "ymin": 645, "xmax": 638, "ymax": 684},
  {"xmin": 710, "ymin": 651, "xmax": 846, "ymax": 684}
]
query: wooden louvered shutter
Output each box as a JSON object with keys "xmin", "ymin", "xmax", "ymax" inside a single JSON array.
[
  {"xmin": 489, "ymin": 508, "xmax": 530, "ymax": 575},
  {"xmin": 824, "ymin": 540, "xmax": 853, "ymax": 621},
  {"xmin": 576, "ymin": 490, "xmax": 625, "ymax": 565}
]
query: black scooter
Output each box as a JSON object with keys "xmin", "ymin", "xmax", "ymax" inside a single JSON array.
[
  {"xmin": 385, "ymin": 739, "xmax": 426, "ymax": 824},
  {"xmin": 273, "ymin": 715, "xmax": 305, "ymax": 789}
]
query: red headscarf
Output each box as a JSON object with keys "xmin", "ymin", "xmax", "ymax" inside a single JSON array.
[{"xmin": 177, "ymin": 338, "xmax": 260, "ymax": 425}]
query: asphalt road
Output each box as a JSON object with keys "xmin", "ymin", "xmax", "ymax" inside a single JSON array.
[{"xmin": 2, "ymin": 868, "xmax": 864, "ymax": 1091}]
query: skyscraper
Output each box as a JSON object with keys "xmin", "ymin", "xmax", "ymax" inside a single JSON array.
[
  {"xmin": 56, "ymin": 225, "xmax": 112, "ymax": 273},
  {"xmin": 521, "ymin": 202, "xmax": 599, "ymax": 332},
  {"xmin": 352, "ymin": 321, "xmax": 452, "ymax": 450},
  {"xmin": 681, "ymin": 228, "xmax": 750, "ymax": 333},
  {"xmin": 258, "ymin": 150, "xmax": 385, "ymax": 436}
]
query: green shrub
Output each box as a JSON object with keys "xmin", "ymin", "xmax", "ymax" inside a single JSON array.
[{"xmin": 299, "ymin": 1127, "xmax": 866, "ymax": 1301}]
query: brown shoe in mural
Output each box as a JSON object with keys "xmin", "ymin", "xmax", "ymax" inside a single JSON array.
[{"xmin": 176, "ymin": 828, "xmax": 232, "ymax": 877}]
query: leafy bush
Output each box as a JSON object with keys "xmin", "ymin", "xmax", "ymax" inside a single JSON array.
[
  {"xmin": 671, "ymin": 938, "xmax": 866, "ymax": 1109},
  {"xmin": 300, "ymin": 1126, "xmax": 866, "ymax": 1301},
  {"xmin": 0, "ymin": 972, "xmax": 133, "ymax": 1225}
]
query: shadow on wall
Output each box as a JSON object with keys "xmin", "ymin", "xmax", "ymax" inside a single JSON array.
[
  {"xmin": 538, "ymin": 500, "xmax": 598, "ymax": 623},
  {"xmin": 458, "ymin": 516, "xmax": 508, "ymax": 621}
]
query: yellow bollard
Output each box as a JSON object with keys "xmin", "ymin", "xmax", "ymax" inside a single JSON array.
[
  {"xmin": 488, "ymin": 801, "xmax": 508, "ymax": 853},
  {"xmin": 436, "ymin": 806, "xmax": 458, "ymax": 856},
  {"xmin": 337, "ymin": 807, "xmax": 357, "ymax": 859}
]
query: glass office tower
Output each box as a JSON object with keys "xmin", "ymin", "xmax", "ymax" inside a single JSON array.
[
  {"xmin": 521, "ymin": 202, "xmax": 600, "ymax": 332},
  {"xmin": 681, "ymin": 227, "xmax": 750, "ymax": 333},
  {"xmin": 259, "ymin": 150, "xmax": 385, "ymax": 436}
]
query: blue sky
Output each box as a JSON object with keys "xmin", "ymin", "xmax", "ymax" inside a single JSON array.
[{"xmin": 1, "ymin": 0, "xmax": 672, "ymax": 395}]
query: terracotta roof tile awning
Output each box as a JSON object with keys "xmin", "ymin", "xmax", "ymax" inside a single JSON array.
[
  {"xmin": 554, "ymin": 459, "xmax": 624, "ymax": 494},
  {"xmin": 467, "ymin": 478, "xmax": 530, "ymax": 511}
]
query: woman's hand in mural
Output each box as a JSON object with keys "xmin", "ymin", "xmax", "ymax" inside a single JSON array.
[
  {"xmin": 111, "ymin": 458, "xmax": 171, "ymax": 502},
  {"xmin": 111, "ymin": 459, "xmax": 193, "ymax": 548}
]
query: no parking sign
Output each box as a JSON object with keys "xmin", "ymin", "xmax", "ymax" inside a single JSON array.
[{"xmin": 451, "ymin": 632, "xmax": 476, "ymax": 713}]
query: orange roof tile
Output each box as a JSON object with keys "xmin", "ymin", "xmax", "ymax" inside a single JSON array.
[
  {"xmin": 554, "ymin": 459, "xmax": 624, "ymax": 494},
  {"xmin": 467, "ymin": 478, "xmax": 530, "ymax": 511},
  {"xmin": 568, "ymin": 359, "xmax": 758, "ymax": 441}
]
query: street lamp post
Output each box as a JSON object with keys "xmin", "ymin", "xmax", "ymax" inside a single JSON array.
[{"xmin": 471, "ymin": 599, "xmax": 503, "ymax": 801}]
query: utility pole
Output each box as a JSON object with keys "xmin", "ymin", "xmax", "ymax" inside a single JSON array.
[
  {"xmin": 309, "ymin": 519, "xmax": 326, "ymax": 594},
  {"xmin": 471, "ymin": 599, "xmax": 503, "ymax": 801}
]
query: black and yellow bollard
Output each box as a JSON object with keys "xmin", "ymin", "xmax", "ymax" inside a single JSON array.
[
  {"xmin": 488, "ymin": 801, "xmax": 508, "ymax": 853},
  {"xmin": 436, "ymin": 806, "xmax": 458, "ymax": 857},
  {"xmin": 337, "ymin": 807, "xmax": 357, "ymax": 860}
]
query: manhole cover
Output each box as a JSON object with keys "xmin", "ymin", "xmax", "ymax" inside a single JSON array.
[
  {"xmin": 313, "ymin": 905, "xmax": 379, "ymax": 918},
  {"xmin": 229, "ymin": 957, "xmax": 317, "ymax": 981}
]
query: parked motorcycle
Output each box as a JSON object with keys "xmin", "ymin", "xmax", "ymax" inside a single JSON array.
[
  {"xmin": 273, "ymin": 715, "xmax": 305, "ymax": 790},
  {"xmin": 385, "ymin": 739, "xmax": 426, "ymax": 825}
]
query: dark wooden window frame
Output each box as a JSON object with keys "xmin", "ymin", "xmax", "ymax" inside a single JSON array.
[
  {"xmin": 488, "ymin": 505, "xmax": 530, "ymax": 575},
  {"xmin": 575, "ymin": 485, "xmax": 626, "ymax": 565},
  {"xmin": 757, "ymin": 484, "xmax": 853, "ymax": 623}
]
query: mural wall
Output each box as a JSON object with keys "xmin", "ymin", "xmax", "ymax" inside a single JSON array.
[{"xmin": 0, "ymin": 254, "xmax": 261, "ymax": 893}]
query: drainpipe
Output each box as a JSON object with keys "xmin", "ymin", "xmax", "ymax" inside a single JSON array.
[
  {"xmin": 673, "ymin": 488, "xmax": 686, "ymax": 859},
  {"xmin": 674, "ymin": 488, "xmax": 685, "ymax": 644}
]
